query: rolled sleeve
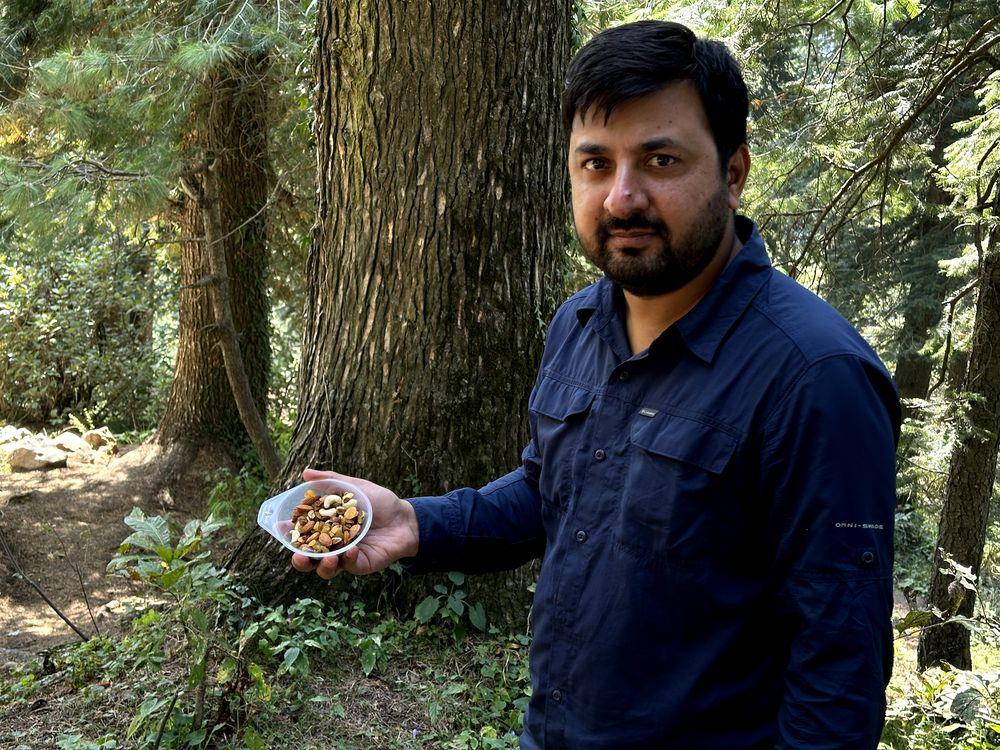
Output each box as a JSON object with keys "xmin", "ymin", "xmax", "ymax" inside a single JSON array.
[{"xmin": 760, "ymin": 354, "xmax": 900, "ymax": 749}]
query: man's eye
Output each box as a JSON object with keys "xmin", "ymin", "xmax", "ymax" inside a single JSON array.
[
  {"xmin": 583, "ymin": 158, "xmax": 607, "ymax": 171},
  {"xmin": 648, "ymin": 154, "xmax": 676, "ymax": 167}
]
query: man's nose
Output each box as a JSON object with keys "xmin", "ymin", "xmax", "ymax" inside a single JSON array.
[{"xmin": 604, "ymin": 168, "xmax": 649, "ymax": 217}]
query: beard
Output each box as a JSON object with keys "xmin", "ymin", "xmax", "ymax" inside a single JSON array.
[{"xmin": 580, "ymin": 184, "xmax": 732, "ymax": 297}]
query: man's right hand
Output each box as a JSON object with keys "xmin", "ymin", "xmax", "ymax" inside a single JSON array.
[{"xmin": 290, "ymin": 468, "xmax": 420, "ymax": 580}]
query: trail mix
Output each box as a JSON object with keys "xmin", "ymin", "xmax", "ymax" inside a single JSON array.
[{"xmin": 289, "ymin": 489, "xmax": 366, "ymax": 553}]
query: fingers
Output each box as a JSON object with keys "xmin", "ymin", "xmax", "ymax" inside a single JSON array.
[
  {"xmin": 292, "ymin": 550, "xmax": 342, "ymax": 579},
  {"xmin": 315, "ymin": 553, "xmax": 341, "ymax": 580},
  {"xmin": 339, "ymin": 547, "xmax": 361, "ymax": 574},
  {"xmin": 291, "ymin": 552, "xmax": 317, "ymax": 573}
]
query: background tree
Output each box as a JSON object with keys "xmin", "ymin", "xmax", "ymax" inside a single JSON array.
[
  {"xmin": 0, "ymin": 2, "xmax": 315, "ymax": 472},
  {"xmin": 231, "ymin": 0, "xmax": 574, "ymax": 601},
  {"xmin": 918, "ymin": 68, "xmax": 1000, "ymax": 669}
]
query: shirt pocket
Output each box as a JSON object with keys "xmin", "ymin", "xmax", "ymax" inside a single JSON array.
[
  {"xmin": 528, "ymin": 375, "xmax": 595, "ymax": 510},
  {"xmin": 617, "ymin": 411, "xmax": 738, "ymax": 562}
]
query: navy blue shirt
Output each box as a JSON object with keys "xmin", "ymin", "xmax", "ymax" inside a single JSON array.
[{"xmin": 408, "ymin": 216, "xmax": 900, "ymax": 750}]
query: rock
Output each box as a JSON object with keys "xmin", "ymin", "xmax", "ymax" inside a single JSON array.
[
  {"xmin": 6, "ymin": 443, "xmax": 68, "ymax": 471},
  {"xmin": 66, "ymin": 451, "xmax": 96, "ymax": 469},
  {"xmin": 0, "ymin": 426, "xmax": 31, "ymax": 446},
  {"xmin": 82, "ymin": 428, "xmax": 113, "ymax": 449},
  {"xmin": 52, "ymin": 430, "xmax": 91, "ymax": 454}
]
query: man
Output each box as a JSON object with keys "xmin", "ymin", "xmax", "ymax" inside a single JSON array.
[{"xmin": 292, "ymin": 20, "xmax": 900, "ymax": 750}]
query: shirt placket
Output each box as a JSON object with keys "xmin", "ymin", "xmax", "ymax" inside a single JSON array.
[{"xmin": 542, "ymin": 351, "xmax": 643, "ymax": 747}]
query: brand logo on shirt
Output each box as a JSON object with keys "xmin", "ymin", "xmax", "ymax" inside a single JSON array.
[
  {"xmin": 835, "ymin": 521, "xmax": 886, "ymax": 530},
  {"xmin": 639, "ymin": 407, "xmax": 658, "ymax": 418}
]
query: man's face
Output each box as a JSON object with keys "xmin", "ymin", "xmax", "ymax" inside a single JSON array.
[{"xmin": 568, "ymin": 82, "xmax": 743, "ymax": 297}]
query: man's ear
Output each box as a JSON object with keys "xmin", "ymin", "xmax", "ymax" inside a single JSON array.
[{"xmin": 726, "ymin": 144, "xmax": 751, "ymax": 210}]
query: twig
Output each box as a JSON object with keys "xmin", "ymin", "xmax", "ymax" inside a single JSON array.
[
  {"xmin": 152, "ymin": 689, "xmax": 181, "ymax": 750},
  {"xmin": 68, "ymin": 554, "xmax": 101, "ymax": 637},
  {"xmin": 0, "ymin": 518, "xmax": 90, "ymax": 642},
  {"xmin": 802, "ymin": 22, "xmax": 1000, "ymax": 255},
  {"xmin": 927, "ymin": 278, "xmax": 980, "ymax": 397}
]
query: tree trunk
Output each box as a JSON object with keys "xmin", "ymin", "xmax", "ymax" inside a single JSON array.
[
  {"xmin": 152, "ymin": 60, "xmax": 272, "ymax": 456},
  {"xmin": 229, "ymin": 0, "xmax": 572, "ymax": 605},
  {"xmin": 918, "ymin": 231, "xmax": 1000, "ymax": 670}
]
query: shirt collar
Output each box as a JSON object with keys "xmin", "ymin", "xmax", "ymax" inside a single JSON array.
[{"xmin": 574, "ymin": 215, "xmax": 773, "ymax": 365}]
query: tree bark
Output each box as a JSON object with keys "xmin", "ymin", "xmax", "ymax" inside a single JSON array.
[
  {"xmin": 918, "ymin": 226, "xmax": 1000, "ymax": 670},
  {"xmin": 229, "ymin": 0, "xmax": 572, "ymax": 605},
  {"xmin": 152, "ymin": 60, "xmax": 272, "ymax": 455}
]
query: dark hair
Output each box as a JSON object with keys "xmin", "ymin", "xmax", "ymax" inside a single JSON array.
[{"xmin": 561, "ymin": 20, "xmax": 749, "ymax": 169}]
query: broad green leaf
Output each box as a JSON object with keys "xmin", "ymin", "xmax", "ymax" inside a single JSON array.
[
  {"xmin": 360, "ymin": 646, "xmax": 377, "ymax": 676},
  {"xmin": 121, "ymin": 508, "xmax": 171, "ymax": 550},
  {"xmin": 216, "ymin": 657, "xmax": 238, "ymax": 684},
  {"xmin": 952, "ymin": 687, "xmax": 982, "ymax": 724},
  {"xmin": 468, "ymin": 602, "xmax": 487, "ymax": 631},
  {"xmin": 280, "ymin": 646, "xmax": 302, "ymax": 674},
  {"xmin": 414, "ymin": 595, "xmax": 440, "ymax": 623},
  {"xmin": 248, "ymin": 662, "xmax": 271, "ymax": 702}
]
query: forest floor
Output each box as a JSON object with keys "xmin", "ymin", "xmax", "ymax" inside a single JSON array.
[{"xmin": 0, "ymin": 443, "xmax": 228, "ymax": 662}]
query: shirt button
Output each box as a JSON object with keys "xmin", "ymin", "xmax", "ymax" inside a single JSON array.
[
  {"xmin": 618, "ymin": 370, "xmax": 630, "ymax": 382},
  {"xmin": 575, "ymin": 530, "xmax": 588, "ymax": 543},
  {"xmin": 594, "ymin": 448, "xmax": 606, "ymax": 461},
  {"xmin": 551, "ymin": 689, "xmax": 563, "ymax": 703}
]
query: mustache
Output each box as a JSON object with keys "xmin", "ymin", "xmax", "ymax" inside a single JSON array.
[{"xmin": 597, "ymin": 214, "xmax": 669, "ymax": 235}]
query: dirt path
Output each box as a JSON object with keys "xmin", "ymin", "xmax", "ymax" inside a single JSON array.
[{"xmin": 0, "ymin": 445, "xmax": 227, "ymax": 664}]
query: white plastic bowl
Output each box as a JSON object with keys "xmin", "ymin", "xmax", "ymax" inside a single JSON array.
[{"xmin": 257, "ymin": 479, "xmax": 373, "ymax": 559}]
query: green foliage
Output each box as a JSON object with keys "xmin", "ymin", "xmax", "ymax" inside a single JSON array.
[
  {"xmin": 0, "ymin": 226, "xmax": 177, "ymax": 428},
  {"xmin": 206, "ymin": 466, "xmax": 272, "ymax": 536},
  {"xmin": 0, "ymin": 0, "xmax": 316, "ymax": 433},
  {"xmin": 2, "ymin": 504, "xmax": 533, "ymax": 749},
  {"xmin": 414, "ymin": 570, "xmax": 490, "ymax": 644}
]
